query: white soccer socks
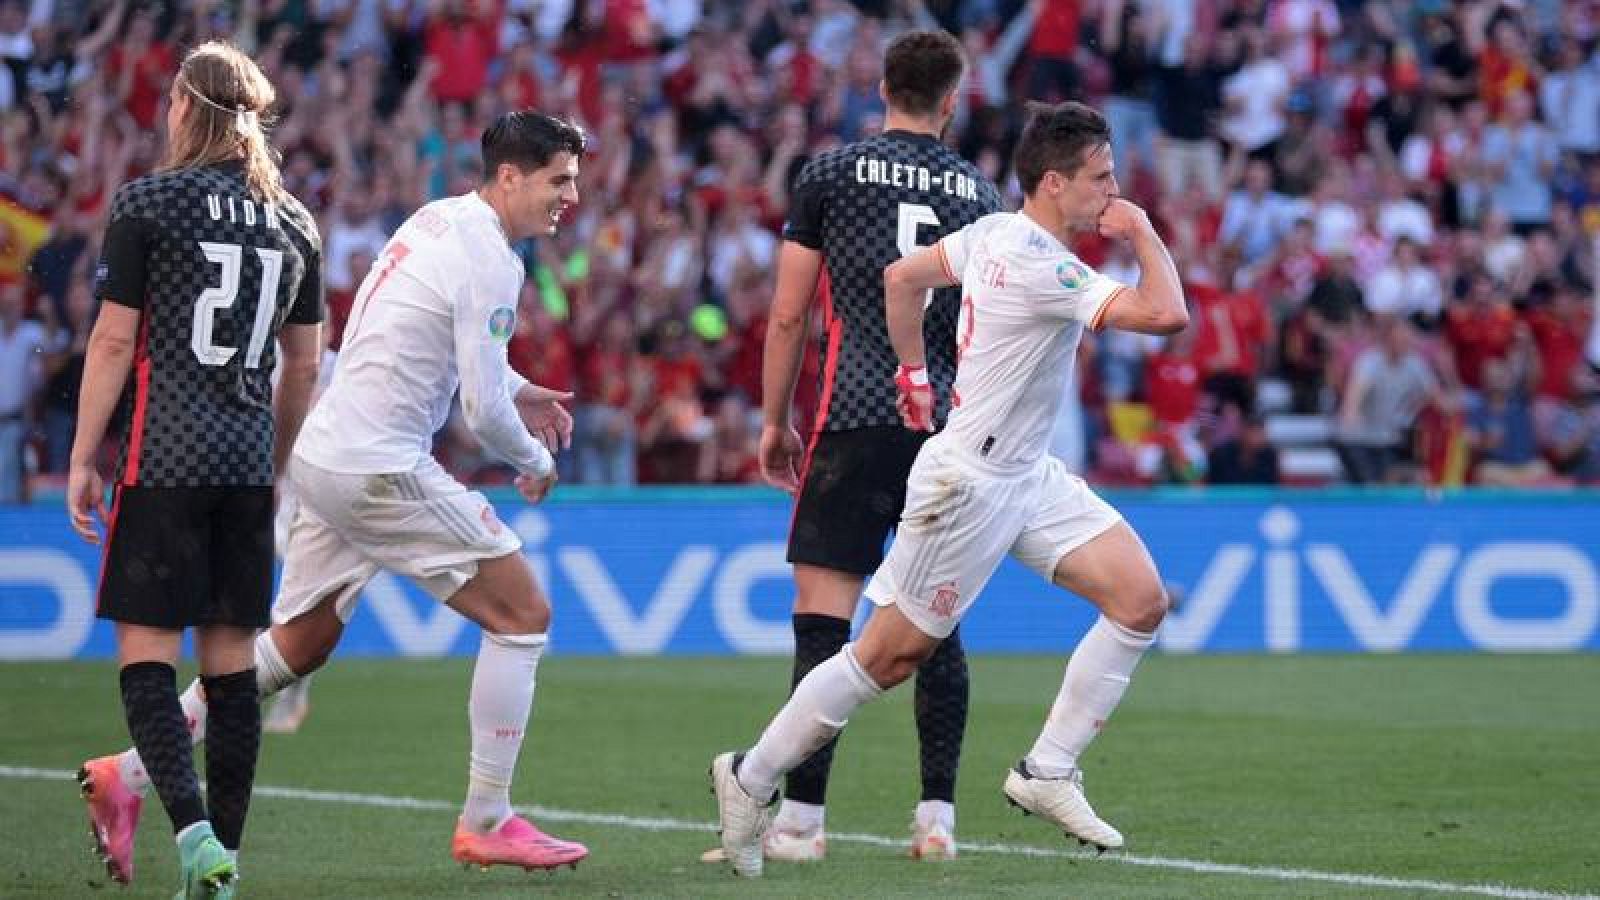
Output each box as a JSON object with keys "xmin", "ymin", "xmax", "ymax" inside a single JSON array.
[
  {"xmin": 463, "ymin": 631, "xmax": 547, "ymax": 832},
  {"xmin": 1025, "ymin": 616, "xmax": 1154, "ymax": 778},
  {"xmin": 117, "ymin": 630, "xmax": 302, "ymax": 794},
  {"xmin": 737, "ymin": 644, "xmax": 883, "ymax": 803}
]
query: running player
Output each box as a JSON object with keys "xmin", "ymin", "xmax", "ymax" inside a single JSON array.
[
  {"xmin": 69, "ymin": 41, "xmax": 324, "ymax": 896},
  {"xmin": 750, "ymin": 28, "xmax": 1003, "ymax": 862},
  {"xmin": 710, "ymin": 101, "xmax": 1188, "ymax": 877},
  {"xmin": 78, "ymin": 110, "xmax": 588, "ymax": 881}
]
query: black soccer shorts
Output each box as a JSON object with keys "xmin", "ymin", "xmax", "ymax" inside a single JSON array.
[
  {"xmin": 787, "ymin": 425, "xmax": 930, "ymax": 576},
  {"xmin": 97, "ymin": 485, "xmax": 275, "ymax": 628}
]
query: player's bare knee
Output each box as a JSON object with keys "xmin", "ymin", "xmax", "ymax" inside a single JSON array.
[
  {"xmin": 859, "ymin": 645, "xmax": 929, "ymax": 689},
  {"xmin": 1110, "ymin": 581, "xmax": 1168, "ymax": 634},
  {"xmin": 482, "ymin": 592, "xmax": 550, "ymax": 636}
]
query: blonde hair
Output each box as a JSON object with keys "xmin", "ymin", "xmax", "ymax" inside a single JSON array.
[{"xmin": 161, "ymin": 41, "xmax": 285, "ymax": 203}]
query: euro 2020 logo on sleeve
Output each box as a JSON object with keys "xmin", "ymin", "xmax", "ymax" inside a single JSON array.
[
  {"xmin": 1056, "ymin": 259, "xmax": 1089, "ymax": 291},
  {"xmin": 488, "ymin": 306, "xmax": 517, "ymax": 342}
]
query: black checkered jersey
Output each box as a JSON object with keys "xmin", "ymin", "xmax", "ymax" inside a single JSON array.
[
  {"xmin": 782, "ymin": 130, "xmax": 1003, "ymax": 433},
  {"xmin": 95, "ymin": 161, "xmax": 323, "ymax": 487}
]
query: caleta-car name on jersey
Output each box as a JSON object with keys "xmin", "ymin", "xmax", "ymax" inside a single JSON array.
[
  {"xmin": 854, "ymin": 157, "xmax": 979, "ymax": 200},
  {"xmin": 205, "ymin": 193, "xmax": 282, "ymax": 229}
]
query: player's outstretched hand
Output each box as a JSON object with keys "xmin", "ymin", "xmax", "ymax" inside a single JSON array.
[
  {"xmin": 515, "ymin": 471, "xmax": 558, "ymax": 505},
  {"xmin": 67, "ymin": 464, "xmax": 106, "ymax": 544},
  {"xmin": 517, "ymin": 385, "xmax": 575, "ymax": 452},
  {"xmin": 895, "ymin": 364, "xmax": 935, "ymax": 432},
  {"xmin": 1097, "ymin": 197, "xmax": 1153, "ymax": 242},
  {"xmin": 759, "ymin": 424, "xmax": 805, "ymax": 494}
]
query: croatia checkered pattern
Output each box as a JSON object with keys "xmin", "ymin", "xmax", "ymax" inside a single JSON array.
[
  {"xmin": 784, "ymin": 131, "xmax": 1003, "ymax": 433},
  {"xmin": 96, "ymin": 164, "xmax": 322, "ymax": 487}
]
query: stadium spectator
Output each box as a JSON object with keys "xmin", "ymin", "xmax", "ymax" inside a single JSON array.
[
  {"xmin": 1098, "ymin": 0, "xmax": 1158, "ymax": 180},
  {"xmin": 1365, "ymin": 236, "xmax": 1444, "ymax": 327},
  {"xmin": 1151, "ymin": 31, "xmax": 1225, "ymax": 201},
  {"xmin": 1468, "ymin": 356, "xmax": 1554, "ymax": 486},
  {"xmin": 1481, "ymin": 91, "xmax": 1559, "ymax": 233},
  {"xmin": 1207, "ymin": 414, "xmax": 1281, "ymax": 485},
  {"xmin": 1535, "ymin": 364, "xmax": 1600, "ymax": 485},
  {"xmin": 1218, "ymin": 158, "xmax": 1300, "ymax": 267},
  {"xmin": 1188, "ymin": 243, "xmax": 1271, "ymax": 417},
  {"xmin": 0, "ymin": 277, "xmax": 44, "ymax": 502},
  {"xmin": 38, "ymin": 272, "xmax": 92, "ymax": 474},
  {"xmin": 1335, "ymin": 316, "xmax": 1440, "ymax": 484},
  {"xmin": 1219, "ymin": 26, "xmax": 1291, "ymax": 160},
  {"xmin": 573, "ymin": 311, "xmax": 644, "ymax": 485},
  {"xmin": 1445, "ymin": 271, "xmax": 1523, "ymax": 395}
]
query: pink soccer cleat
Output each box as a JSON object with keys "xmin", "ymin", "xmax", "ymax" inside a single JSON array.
[
  {"xmin": 451, "ymin": 815, "xmax": 589, "ymax": 872},
  {"xmin": 78, "ymin": 756, "xmax": 142, "ymax": 885}
]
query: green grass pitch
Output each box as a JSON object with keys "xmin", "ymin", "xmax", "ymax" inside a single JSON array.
[{"xmin": 2, "ymin": 654, "xmax": 1597, "ymax": 898}]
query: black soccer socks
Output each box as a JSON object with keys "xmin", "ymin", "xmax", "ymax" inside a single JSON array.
[
  {"xmin": 914, "ymin": 626, "xmax": 969, "ymax": 803},
  {"xmin": 120, "ymin": 662, "xmax": 207, "ymax": 833},
  {"xmin": 201, "ymin": 669, "xmax": 261, "ymax": 851}
]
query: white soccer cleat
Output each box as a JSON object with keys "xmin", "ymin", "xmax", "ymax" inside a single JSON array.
[
  {"xmin": 763, "ymin": 823, "xmax": 826, "ymax": 862},
  {"xmin": 697, "ymin": 823, "xmax": 824, "ymax": 864},
  {"xmin": 1002, "ymin": 763, "xmax": 1124, "ymax": 851},
  {"xmin": 709, "ymin": 752, "xmax": 776, "ymax": 877},
  {"xmin": 262, "ymin": 678, "xmax": 312, "ymax": 734},
  {"xmin": 910, "ymin": 818, "xmax": 957, "ymax": 860}
]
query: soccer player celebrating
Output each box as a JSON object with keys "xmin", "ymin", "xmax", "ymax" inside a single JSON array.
[
  {"xmin": 749, "ymin": 29, "xmax": 1003, "ymax": 862},
  {"xmin": 69, "ymin": 42, "xmax": 324, "ymax": 895},
  {"xmin": 78, "ymin": 111, "xmax": 588, "ymax": 880},
  {"xmin": 711, "ymin": 101, "xmax": 1187, "ymax": 877}
]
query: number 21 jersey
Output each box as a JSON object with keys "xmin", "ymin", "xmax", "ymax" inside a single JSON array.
[{"xmin": 96, "ymin": 161, "xmax": 323, "ymax": 488}]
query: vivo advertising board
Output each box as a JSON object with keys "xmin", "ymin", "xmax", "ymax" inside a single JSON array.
[{"xmin": 1, "ymin": 492, "xmax": 1596, "ymax": 658}]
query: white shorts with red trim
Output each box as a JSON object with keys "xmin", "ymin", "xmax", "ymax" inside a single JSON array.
[{"xmin": 864, "ymin": 437, "xmax": 1122, "ymax": 639}]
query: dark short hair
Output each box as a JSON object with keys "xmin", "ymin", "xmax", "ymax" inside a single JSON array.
[
  {"xmin": 883, "ymin": 30, "xmax": 966, "ymax": 118},
  {"xmin": 482, "ymin": 111, "xmax": 587, "ymax": 177},
  {"xmin": 1012, "ymin": 101, "xmax": 1113, "ymax": 195}
]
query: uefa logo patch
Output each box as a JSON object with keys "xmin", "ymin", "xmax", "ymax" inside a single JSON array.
[
  {"xmin": 1056, "ymin": 260, "xmax": 1089, "ymax": 291},
  {"xmin": 487, "ymin": 306, "xmax": 516, "ymax": 341},
  {"xmin": 930, "ymin": 582, "xmax": 960, "ymax": 618}
]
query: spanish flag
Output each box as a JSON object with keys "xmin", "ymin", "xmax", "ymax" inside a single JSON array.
[{"xmin": 0, "ymin": 196, "xmax": 49, "ymax": 279}]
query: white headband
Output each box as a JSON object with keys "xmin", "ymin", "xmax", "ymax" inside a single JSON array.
[{"xmin": 182, "ymin": 78, "xmax": 258, "ymax": 136}]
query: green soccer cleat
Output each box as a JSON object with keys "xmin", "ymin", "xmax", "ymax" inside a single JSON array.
[{"xmin": 174, "ymin": 823, "xmax": 236, "ymax": 899}]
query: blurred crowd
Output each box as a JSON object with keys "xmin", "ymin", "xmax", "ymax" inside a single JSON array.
[{"xmin": 3, "ymin": 0, "xmax": 1600, "ymax": 502}]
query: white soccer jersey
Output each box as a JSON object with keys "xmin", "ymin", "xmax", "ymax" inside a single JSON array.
[
  {"xmin": 931, "ymin": 212, "xmax": 1129, "ymax": 474},
  {"xmin": 294, "ymin": 192, "xmax": 550, "ymax": 477}
]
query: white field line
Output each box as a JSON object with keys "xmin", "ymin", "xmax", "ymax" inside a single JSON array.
[{"xmin": 6, "ymin": 764, "xmax": 1593, "ymax": 900}]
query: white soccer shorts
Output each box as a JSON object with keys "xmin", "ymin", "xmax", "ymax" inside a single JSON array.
[
  {"xmin": 864, "ymin": 438, "xmax": 1122, "ymax": 639},
  {"xmin": 273, "ymin": 455, "xmax": 523, "ymax": 624}
]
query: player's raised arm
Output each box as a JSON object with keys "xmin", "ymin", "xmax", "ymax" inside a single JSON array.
[
  {"xmin": 1094, "ymin": 198, "xmax": 1188, "ymax": 336},
  {"xmin": 451, "ymin": 269, "xmax": 554, "ymax": 481},
  {"xmin": 884, "ymin": 239, "xmax": 961, "ymax": 430}
]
